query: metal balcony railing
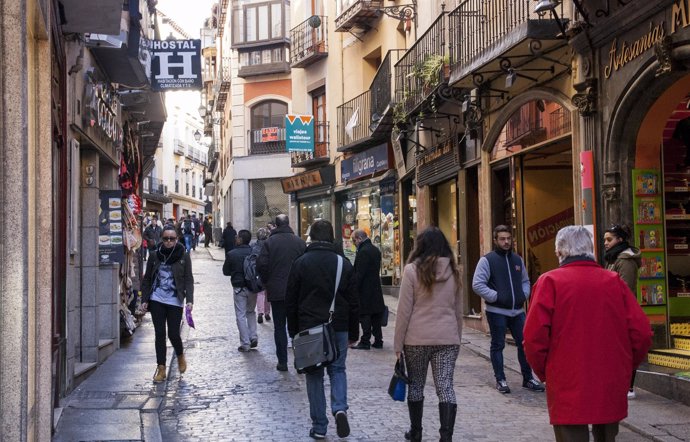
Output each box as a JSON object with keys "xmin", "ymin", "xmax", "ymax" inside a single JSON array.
[
  {"xmin": 449, "ymin": 0, "xmax": 562, "ymax": 70},
  {"xmin": 337, "ymin": 90, "xmax": 371, "ymax": 148},
  {"xmin": 335, "ymin": 0, "xmax": 383, "ymax": 32},
  {"xmin": 216, "ymin": 57, "xmax": 231, "ymax": 111},
  {"xmin": 290, "ymin": 16, "xmax": 328, "ymax": 68},
  {"xmin": 370, "ymin": 49, "xmax": 405, "ymax": 121},
  {"xmin": 505, "ymin": 102, "xmax": 546, "ymax": 147},
  {"xmin": 144, "ymin": 176, "xmax": 167, "ymax": 195},
  {"xmin": 249, "ymin": 127, "xmax": 287, "ymax": 155},
  {"xmin": 549, "ymin": 106, "xmax": 572, "ymax": 138},
  {"xmin": 291, "ymin": 122, "xmax": 330, "ymax": 167},
  {"xmin": 174, "ymin": 138, "xmax": 185, "ymax": 155},
  {"xmin": 395, "ymin": 13, "xmax": 447, "ymax": 116}
]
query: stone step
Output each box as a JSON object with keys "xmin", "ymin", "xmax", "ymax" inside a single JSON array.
[
  {"xmin": 72, "ymin": 362, "xmax": 98, "ymax": 390},
  {"xmin": 98, "ymin": 338, "xmax": 116, "ymax": 364}
]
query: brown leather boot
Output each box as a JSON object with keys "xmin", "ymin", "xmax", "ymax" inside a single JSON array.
[
  {"xmin": 153, "ymin": 365, "xmax": 166, "ymax": 383},
  {"xmin": 178, "ymin": 354, "xmax": 187, "ymax": 373}
]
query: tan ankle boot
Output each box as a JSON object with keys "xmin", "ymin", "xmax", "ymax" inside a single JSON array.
[
  {"xmin": 153, "ymin": 365, "xmax": 166, "ymax": 383},
  {"xmin": 178, "ymin": 354, "xmax": 187, "ymax": 373}
]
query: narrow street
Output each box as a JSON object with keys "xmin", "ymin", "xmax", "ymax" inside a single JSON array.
[{"xmin": 53, "ymin": 248, "xmax": 685, "ymax": 441}]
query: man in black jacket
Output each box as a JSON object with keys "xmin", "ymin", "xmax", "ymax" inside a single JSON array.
[
  {"xmin": 257, "ymin": 214, "xmax": 306, "ymax": 371},
  {"xmin": 224, "ymin": 230, "xmax": 258, "ymax": 352},
  {"xmin": 286, "ymin": 220, "xmax": 358, "ymax": 440},
  {"xmin": 142, "ymin": 216, "xmax": 162, "ymax": 261},
  {"xmin": 350, "ymin": 229, "xmax": 386, "ymax": 350},
  {"xmin": 222, "ymin": 222, "xmax": 237, "ymax": 254}
]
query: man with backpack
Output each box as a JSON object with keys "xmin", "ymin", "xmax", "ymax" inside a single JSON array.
[
  {"xmin": 181, "ymin": 215, "xmax": 195, "ymax": 253},
  {"xmin": 223, "ymin": 230, "xmax": 259, "ymax": 352}
]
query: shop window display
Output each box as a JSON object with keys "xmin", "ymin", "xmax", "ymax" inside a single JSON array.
[{"xmin": 300, "ymin": 199, "xmax": 331, "ymax": 241}]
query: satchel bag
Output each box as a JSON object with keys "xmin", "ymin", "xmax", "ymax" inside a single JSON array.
[
  {"xmin": 293, "ymin": 256, "xmax": 343, "ymax": 374},
  {"xmin": 388, "ymin": 356, "xmax": 409, "ymax": 401}
]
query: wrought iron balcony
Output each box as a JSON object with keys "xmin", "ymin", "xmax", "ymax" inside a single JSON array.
[
  {"xmin": 337, "ymin": 90, "xmax": 372, "ymax": 151},
  {"xmin": 174, "ymin": 138, "xmax": 186, "ymax": 155},
  {"xmin": 369, "ymin": 49, "xmax": 405, "ymax": 136},
  {"xmin": 505, "ymin": 101, "xmax": 546, "ymax": 147},
  {"xmin": 249, "ymin": 127, "xmax": 287, "ymax": 155},
  {"xmin": 143, "ymin": 176, "xmax": 167, "ymax": 196},
  {"xmin": 394, "ymin": 13, "xmax": 448, "ymax": 117},
  {"xmin": 335, "ymin": 0, "xmax": 383, "ymax": 32},
  {"xmin": 291, "ymin": 16, "xmax": 328, "ymax": 68},
  {"xmin": 215, "ymin": 57, "xmax": 231, "ymax": 112},
  {"xmin": 448, "ymin": 0, "xmax": 565, "ymax": 85},
  {"xmin": 291, "ymin": 122, "xmax": 330, "ymax": 168}
]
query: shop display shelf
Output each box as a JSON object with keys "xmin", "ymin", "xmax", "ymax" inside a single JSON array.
[{"xmin": 641, "ymin": 248, "xmax": 665, "ymax": 252}]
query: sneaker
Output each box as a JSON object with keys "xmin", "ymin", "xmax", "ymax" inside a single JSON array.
[
  {"xmin": 309, "ymin": 429, "xmax": 326, "ymax": 440},
  {"xmin": 257, "ymin": 314, "xmax": 264, "ymax": 324},
  {"xmin": 372, "ymin": 340, "xmax": 384, "ymax": 349},
  {"xmin": 523, "ymin": 378, "xmax": 545, "ymax": 392},
  {"xmin": 238, "ymin": 346, "xmax": 250, "ymax": 352},
  {"xmin": 627, "ymin": 389, "xmax": 636, "ymax": 399},
  {"xmin": 496, "ymin": 379, "xmax": 511, "ymax": 394},
  {"xmin": 250, "ymin": 339, "xmax": 258, "ymax": 348},
  {"xmin": 264, "ymin": 313, "xmax": 271, "ymax": 321},
  {"xmin": 276, "ymin": 363, "xmax": 288, "ymax": 372},
  {"xmin": 335, "ymin": 410, "xmax": 350, "ymax": 438}
]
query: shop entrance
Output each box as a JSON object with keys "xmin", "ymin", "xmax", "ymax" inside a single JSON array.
[
  {"xmin": 490, "ymin": 100, "xmax": 574, "ymax": 281},
  {"xmin": 431, "ymin": 178, "xmax": 458, "ymax": 258}
]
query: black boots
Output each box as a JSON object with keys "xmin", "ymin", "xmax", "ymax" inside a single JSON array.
[
  {"xmin": 439, "ymin": 402, "xmax": 457, "ymax": 442},
  {"xmin": 405, "ymin": 400, "xmax": 424, "ymax": 441}
]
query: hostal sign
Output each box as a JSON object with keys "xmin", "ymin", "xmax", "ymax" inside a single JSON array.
[{"xmin": 150, "ymin": 39, "xmax": 202, "ymax": 91}]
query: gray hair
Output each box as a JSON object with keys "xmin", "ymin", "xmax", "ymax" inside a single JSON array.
[
  {"xmin": 352, "ymin": 229, "xmax": 368, "ymax": 241},
  {"xmin": 555, "ymin": 225, "xmax": 595, "ymax": 263},
  {"xmin": 256, "ymin": 227, "xmax": 270, "ymax": 241}
]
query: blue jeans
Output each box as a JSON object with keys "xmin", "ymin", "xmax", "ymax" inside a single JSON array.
[
  {"xmin": 305, "ymin": 331, "xmax": 349, "ymax": 434},
  {"xmin": 486, "ymin": 311, "xmax": 534, "ymax": 382},
  {"xmin": 183, "ymin": 234, "xmax": 193, "ymax": 252}
]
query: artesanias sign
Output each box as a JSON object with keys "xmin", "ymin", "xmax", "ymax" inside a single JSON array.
[{"xmin": 150, "ymin": 39, "xmax": 202, "ymax": 91}]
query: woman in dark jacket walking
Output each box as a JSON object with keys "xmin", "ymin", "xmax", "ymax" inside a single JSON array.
[
  {"xmin": 222, "ymin": 222, "xmax": 237, "ymax": 254},
  {"xmin": 141, "ymin": 226, "xmax": 194, "ymax": 383},
  {"xmin": 604, "ymin": 223, "xmax": 641, "ymax": 399}
]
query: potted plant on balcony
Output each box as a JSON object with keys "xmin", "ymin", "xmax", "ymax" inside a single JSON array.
[{"xmin": 413, "ymin": 54, "xmax": 450, "ymax": 92}]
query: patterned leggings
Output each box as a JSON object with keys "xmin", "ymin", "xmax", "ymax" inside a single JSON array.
[{"xmin": 404, "ymin": 345, "xmax": 460, "ymax": 403}]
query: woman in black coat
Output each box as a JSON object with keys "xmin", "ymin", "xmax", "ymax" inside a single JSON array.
[{"xmin": 222, "ymin": 222, "xmax": 237, "ymax": 254}]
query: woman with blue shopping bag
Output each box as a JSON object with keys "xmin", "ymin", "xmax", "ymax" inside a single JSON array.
[{"xmin": 393, "ymin": 227, "xmax": 463, "ymax": 442}]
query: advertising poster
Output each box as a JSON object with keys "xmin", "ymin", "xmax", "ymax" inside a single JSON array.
[
  {"xmin": 99, "ymin": 190, "xmax": 124, "ymax": 265},
  {"xmin": 285, "ymin": 114, "xmax": 314, "ymax": 152}
]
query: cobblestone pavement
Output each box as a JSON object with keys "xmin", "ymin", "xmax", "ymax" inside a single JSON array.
[{"xmin": 157, "ymin": 248, "xmax": 650, "ymax": 442}]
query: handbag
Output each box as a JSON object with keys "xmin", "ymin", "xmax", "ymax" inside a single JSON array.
[
  {"xmin": 388, "ymin": 356, "xmax": 409, "ymax": 401},
  {"xmin": 381, "ymin": 305, "xmax": 389, "ymax": 327},
  {"xmin": 293, "ymin": 256, "xmax": 343, "ymax": 374}
]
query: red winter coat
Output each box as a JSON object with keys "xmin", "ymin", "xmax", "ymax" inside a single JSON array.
[{"xmin": 523, "ymin": 259, "xmax": 652, "ymax": 425}]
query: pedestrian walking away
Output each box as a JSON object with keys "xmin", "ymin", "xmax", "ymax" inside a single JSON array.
[
  {"xmin": 257, "ymin": 214, "xmax": 306, "ymax": 371},
  {"xmin": 223, "ymin": 229, "xmax": 258, "ymax": 352},
  {"xmin": 140, "ymin": 226, "xmax": 194, "ymax": 383},
  {"xmin": 394, "ymin": 226, "xmax": 463, "ymax": 442},
  {"xmin": 222, "ymin": 221, "xmax": 237, "ymax": 254},
  {"xmin": 191, "ymin": 214, "xmax": 201, "ymax": 250},
  {"xmin": 350, "ymin": 229, "xmax": 386, "ymax": 350},
  {"xmin": 524, "ymin": 225, "xmax": 652, "ymax": 442},
  {"xmin": 604, "ymin": 223, "xmax": 642, "ymax": 400},
  {"xmin": 254, "ymin": 227, "xmax": 272, "ymax": 323},
  {"xmin": 286, "ymin": 220, "xmax": 359, "ymax": 440},
  {"xmin": 203, "ymin": 216, "xmax": 213, "ymax": 247},
  {"xmin": 472, "ymin": 224, "xmax": 544, "ymax": 394}
]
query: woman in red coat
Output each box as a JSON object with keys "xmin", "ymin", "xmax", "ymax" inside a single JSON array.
[{"xmin": 523, "ymin": 226, "xmax": 651, "ymax": 442}]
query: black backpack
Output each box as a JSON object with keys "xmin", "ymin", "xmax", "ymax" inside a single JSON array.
[{"xmin": 243, "ymin": 245, "xmax": 263, "ymax": 292}]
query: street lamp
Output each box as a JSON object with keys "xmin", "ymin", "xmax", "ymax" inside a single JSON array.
[
  {"xmin": 194, "ymin": 130, "xmax": 202, "ymax": 142},
  {"xmin": 198, "ymin": 104, "xmax": 207, "ymax": 118}
]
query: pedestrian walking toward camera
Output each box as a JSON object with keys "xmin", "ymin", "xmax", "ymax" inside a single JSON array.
[
  {"xmin": 257, "ymin": 214, "xmax": 306, "ymax": 372},
  {"xmin": 222, "ymin": 221, "xmax": 237, "ymax": 254},
  {"xmin": 203, "ymin": 216, "xmax": 213, "ymax": 247},
  {"xmin": 141, "ymin": 226, "xmax": 194, "ymax": 383},
  {"xmin": 223, "ymin": 229, "xmax": 258, "ymax": 352},
  {"xmin": 524, "ymin": 226, "xmax": 651, "ymax": 442},
  {"xmin": 142, "ymin": 215, "xmax": 163, "ymax": 261},
  {"xmin": 254, "ymin": 227, "xmax": 272, "ymax": 323},
  {"xmin": 286, "ymin": 220, "xmax": 359, "ymax": 440},
  {"xmin": 394, "ymin": 227, "xmax": 463, "ymax": 442},
  {"xmin": 472, "ymin": 225, "xmax": 544, "ymax": 394},
  {"xmin": 181, "ymin": 214, "xmax": 195, "ymax": 253},
  {"xmin": 350, "ymin": 229, "xmax": 385, "ymax": 350},
  {"xmin": 604, "ymin": 223, "xmax": 642, "ymax": 399},
  {"xmin": 191, "ymin": 214, "xmax": 201, "ymax": 250}
]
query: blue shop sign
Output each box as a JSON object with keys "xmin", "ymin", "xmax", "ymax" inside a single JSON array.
[
  {"xmin": 341, "ymin": 143, "xmax": 389, "ymax": 182},
  {"xmin": 285, "ymin": 114, "xmax": 315, "ymax": 152}
]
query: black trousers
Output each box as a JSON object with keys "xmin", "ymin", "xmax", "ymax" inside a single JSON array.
[
  {"xmin": 149, "ymin": 300, "xmax": 184, "ymax": 366},
  {"xmin": 204, "ymin": 234, "xmax": 211, "ymax": 247},
  {"xmin": 553, "ymin": 423, "xmax": 619, "ymax": 442},
  {"xmin": 271, "ymin": 300, "xmax": 288, "ymax": 365},
  {"xmin": 360, "ymin": 312, "xmax": 383, "ymax": 344}
]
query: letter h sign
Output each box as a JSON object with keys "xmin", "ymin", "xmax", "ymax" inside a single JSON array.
[{"xmin": 150, "ymin": 39, "xmax": 202, "ymax": 91}]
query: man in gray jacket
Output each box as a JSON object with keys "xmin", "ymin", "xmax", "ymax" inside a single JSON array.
[
  {"xmin": 257, "ymin": 214, "xmax": 306, "ymax": 371},
  {"xmin": 472, "ymin": 225, "xmax": 544, "ymax": 394}
]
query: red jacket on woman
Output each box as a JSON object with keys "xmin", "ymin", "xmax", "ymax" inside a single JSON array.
[{"xmin": 523, "ymin": 259, "xmax": 652, "ymax": 425}]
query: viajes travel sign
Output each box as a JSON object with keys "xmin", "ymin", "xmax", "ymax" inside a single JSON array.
[
  {"xmin": 285, "ymin": 114, "xmax": 314, "ymax": 152},
  {"xmin": 150, "ymin": 39, "xmax": 202, "ymax": 91}
]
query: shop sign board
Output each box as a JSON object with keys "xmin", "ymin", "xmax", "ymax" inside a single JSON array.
[
  {"xmin": 261, "ymin": 127, "xmax": 280, "ymax": 142},
  {"xmin": 526, "ymin": 207, "xmax": 575, "ymax": 247},
  {"xmin": 285, "ymin": 114, "xmax": 314, "ymax": 152},
  {"xmin": 341, "ymin": 143, "xmax": 389, "ymax": 182},
  {"xmin": 98, "ymin": 190, "xmax": 125, "ymax": 265},
  {"xmin": 281, "ymin": 169, "xmax": 323, "ymax": 193},
  {"xmin": 391, "ymin": 131, "xmax": 407, "ymax": 177},
  {"xmin": 150, "ymin": 39, "xmax": 202, "ymax": 91},
  {"xmin": 82, "ymin": 77, "xmax": 123, "ymax": 148},
  {"xmin": 416, "ymin": 138, "xmax": 460, "ymax": 187},
  {"xmin": 580, "ymin": 151, "xmax": 596, "ymax": 246}
]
